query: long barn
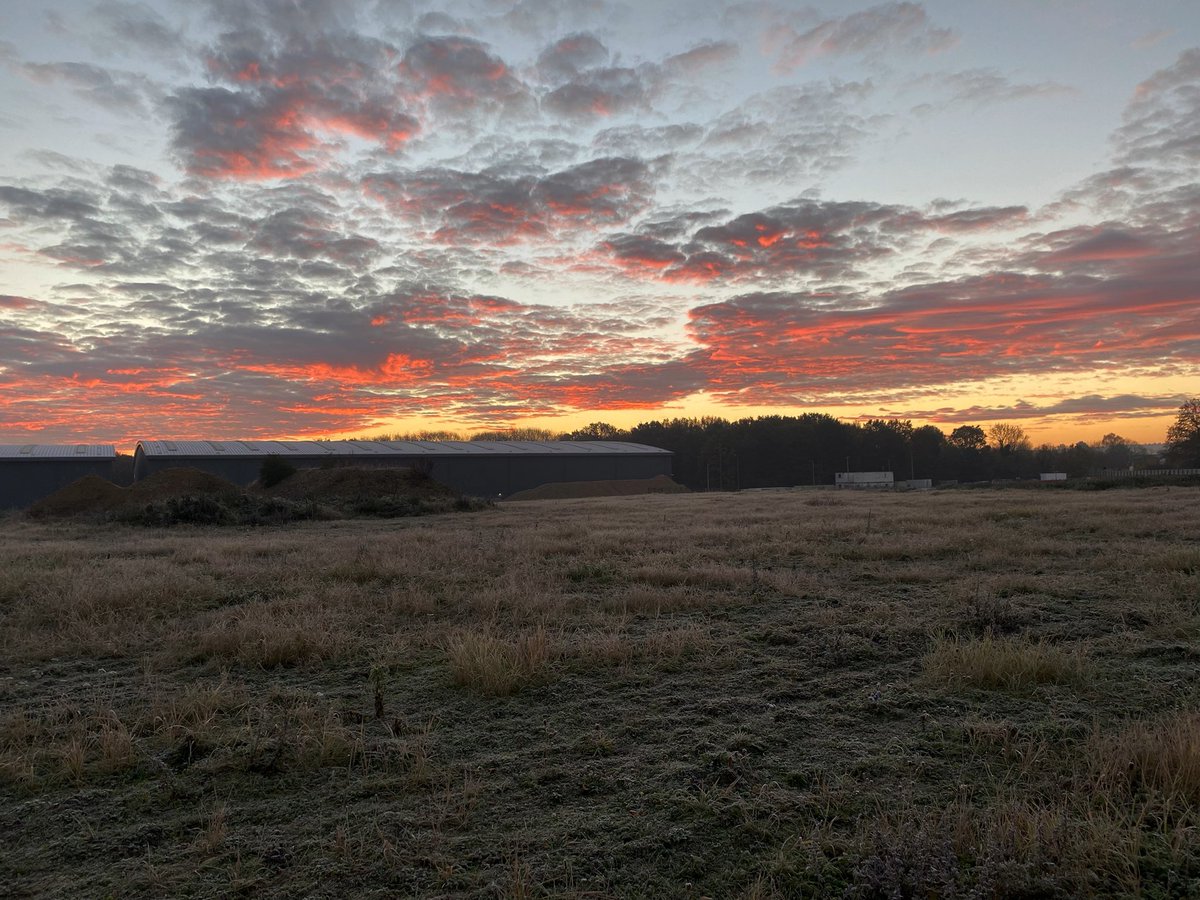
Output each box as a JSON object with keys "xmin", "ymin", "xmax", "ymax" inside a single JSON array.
[
  {"xmin": 0, "ymin": 445, "xmax": 117, "ymax": 509},
  {"xmin": 133, "ymin": 440, "xmax": 673, "ymax": 498}
]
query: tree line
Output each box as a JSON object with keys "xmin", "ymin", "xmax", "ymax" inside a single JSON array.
[{"xmin": 367, "ymin": 398, "xmax": 1200, "ymax": 492}]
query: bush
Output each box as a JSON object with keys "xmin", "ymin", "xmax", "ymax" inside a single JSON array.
[
  {"xmin": 259, "ymin": 455, "xmax": 297, "ymax": 488},
  {"xmin": 117, "ymin": 494, "xmax": 327, "ymax": 527}
]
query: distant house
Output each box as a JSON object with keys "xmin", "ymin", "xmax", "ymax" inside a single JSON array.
[
  {"xmin": 132, "ymin": 440, "xmax": 673, "ymax": 498},
  {"xmin": 0, "ymin": 445, "xmax": 116, "ymax": 509},
  {"xmin": 835, "ymin": 471, "xmax": 894, "ymax": 489},
  {"xmin": 1040, "ymin": 473, "xmax": 1068, "ymax": 481}
]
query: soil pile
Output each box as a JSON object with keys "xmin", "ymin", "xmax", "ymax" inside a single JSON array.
[
  {"xmin": 28, "ymin": 465, "xmax": 485, "ymax": 523},
  {"xmin": 264, "ymin": 466, "xmax": 457, "ymax": 503},
  {"xmin": 31, "ymin": 468, "xmax": 245, "ymax": 519},
  {"xmin": 27, "ymin": 476, "xmax": 128, "ymax": 518},
  {"xmin": 505, "ymin": 475, "xmax": 688, "ymax": 501},
  {"xmin": 130, "ymin": 468, "xmax": 243, "ymax": 503}
]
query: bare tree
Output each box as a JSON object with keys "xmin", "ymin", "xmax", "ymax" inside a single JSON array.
[{"xmin": 987, "ymin": 422, "xmax": 1031, "ymax": 455}]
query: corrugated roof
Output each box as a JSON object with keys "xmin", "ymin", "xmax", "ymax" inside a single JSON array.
[
  {"xmin": 135, "ymin": 440, "xmax": 669, "ymax": 458},
  {"xmin": 0, "ymin": 444, "xmax": 116, "ymax": 459}
]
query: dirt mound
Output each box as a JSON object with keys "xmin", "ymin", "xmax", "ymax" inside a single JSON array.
[
  {"xmin": 130, "ymin": 468, "xmax": 243, "ymax": 503},
  {"xmin": 29, "ymin": 467, "xmax": 244, "ymax": 519},
  {"xmin": 505, "ymin": 475, "xmax": 688, "ymax": 501},
  {"xmin": 27, "ymin": 475, "xmax": 128, "ymax": 518},
  {"xmin": 28, "ymin": 465, "xmax": 480, "ymax": 523},
  {"xmin": 264, "ymin": 466, "xmax": 457, "ymax": 502}
]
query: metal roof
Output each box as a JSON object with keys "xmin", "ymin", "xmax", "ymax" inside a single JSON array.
[
  {"xmin": 135, "ymin": 440, "xmax": 669, "ymax": 458},
  {"xmin": 0, "ymin": 444, "xmax": 116, "ymax": 459}
]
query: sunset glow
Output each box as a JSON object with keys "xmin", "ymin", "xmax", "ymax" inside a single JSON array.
[{"xmin": 1, "ymin": 1, "xmax": 1197, "ymax": 447}]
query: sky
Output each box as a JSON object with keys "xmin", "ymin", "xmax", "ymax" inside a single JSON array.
[{"xmin": 0, "ymin": 0, "xmax": 1197, "ymax": 447}]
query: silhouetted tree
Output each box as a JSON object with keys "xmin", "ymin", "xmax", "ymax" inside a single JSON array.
[
  {"xmin": 1166, "ymin": 398, "xmax": 1200, "ymax": 466},
  {"xmin": 987, "ymin": 422, "xmax": 1031, "ymax": 455},
  {"xmin": 947, "ymin": 425, "xmax": 987, "ymax": 451},
  {"xmin": 563, "ymin": 422, "xmax": 627, "ymax": 441},
  {"xmin": 857, "ymin": 419, "xmax": 913, "ymax": 473},
  {"xmin": 910, "ymin": 424, "xmax": 945, "ymax": 478},
  {"xmin": 1098, "ymin": 433, "xmax": 1135, "ymax": 470},
  {"xmin": 470, "ymin": 427, "xmax": 559, "ymax": 441}
]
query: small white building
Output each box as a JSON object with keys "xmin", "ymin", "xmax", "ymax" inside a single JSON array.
[
  {"xmin": 1039, "ymin": 472, "xmax": 1068, "ymax": 481},
  {"xmin": 835, "ymin": 471, "xmax": 894, "ymax": 489}
]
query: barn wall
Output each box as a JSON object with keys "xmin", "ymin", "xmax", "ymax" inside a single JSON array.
[{"xmin": 0, "ymin": 460, "xmax": 117, "ymax": 509}]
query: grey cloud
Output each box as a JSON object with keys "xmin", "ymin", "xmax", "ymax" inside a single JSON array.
[
  {"xmin": 771, "ymin": 2, "xmax": 956, "ymax": 71},
  {"xmin": 1116, "ymin": 48, "xmax": 1200, "ymax": 169},
  {"xmin": 415, "ymin": 12, "xmax": 470, "ymax": 34},
  {"xmin": 909, "ymin": 68, "xmax": 1075, "ymax": 113},
  {"xmin": 543, "ymin": 66, "xmax": 647, "ymax": 120},
  {"xmin": 592, "ymin": 123, "xmax": 704, "ymax": 156},
  {"xmin": 18, "ymin": 61, "xmax": 162, "ymax": 114},
  {"xmin": 0, "ymin": 185, "xmax": 101, "ymax": 222},
  {"xmin": 363, "ymin": 155, "xmax": 658, "ymax": 244},
  {"xmin": 89, "ymin": 1, "xmax": 187, "ymax": 55},
  {"xmin": 680, "ymin": 81, "xmax": 874, "ymax": 191},
  {"xmin": 661, "ymin": 40, "xmax": 739, "ymax": 75},
  {"xmin": 400, "ymin": 35, "xmax": 531, "ymax": 116},
  {"xmin": 894, "ymin": 395, "xmax": 1187, "ymax": 424},
  {"xmin": 535, "ymin": 32, "xmax": 609, "ymax": 84},
  {"xmin": 202, "ymin": 0, "xmax": 357, "ymax": 36},
  {"xmin": 106, "ymin": 165, "xmax": 163, "ymax": 194}
]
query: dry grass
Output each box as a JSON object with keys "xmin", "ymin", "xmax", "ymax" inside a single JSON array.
[
  {"xmin": 2, "ymin": 486, "xmax": 1200, "ymax": 896},
  {"xmin": 444, "ymin": 626, "xmax": 552, "ymax": 696},
  {"xmin": 1094, "ymin": 710, "xmax": 1200, "ymax": 807},
  {"xmin": 922, "ymin": 634, "xmax": 1090, "ymax": 689}
]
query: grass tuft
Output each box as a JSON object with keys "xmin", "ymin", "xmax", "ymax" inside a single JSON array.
[
  {"xmin": 445, "ymin": 626, "xmax": 552, "ymax": 696},
  {"xmin": 1094, "ymin": 710, "xmax": 1200, "ymax": 808},
  {"xmin": 923, "ymin": 634, "xmax": 1088, "ymax": 689}
]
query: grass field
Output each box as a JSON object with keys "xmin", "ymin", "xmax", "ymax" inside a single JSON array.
[{"xmin": 2, "ymin": 486, "xmax": 1199, "ymax": 897}]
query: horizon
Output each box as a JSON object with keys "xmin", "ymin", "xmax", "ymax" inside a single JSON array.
[{"xmin": 2, "ymin": 1, "xmax": 1198, "ymax": 445}]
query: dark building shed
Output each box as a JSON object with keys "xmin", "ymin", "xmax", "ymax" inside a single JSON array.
[
  {"xmin": 0, "ymin": 445, "xmax": 117, "ymax": 509},
  {"xmin": 133, "ymin": 440, "xmax": 672, "ymax": 498}
]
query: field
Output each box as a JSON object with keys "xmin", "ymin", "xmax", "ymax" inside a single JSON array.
[{"xmin": 2, "ymin": 486, "xmax": 1199, "ymax": 897}]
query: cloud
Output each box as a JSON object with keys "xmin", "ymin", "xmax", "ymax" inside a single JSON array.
[
  {"xmin": 591, "ymin": 197, "xmax": 1028, "ymax": 285},
  {"xmin": 890, "ymin": 395, "xmax": 1187, "ymax": 425},
  {"xmin": 399, "ymin": 35, "xmax": 531, "ymax": 116},
  {"xmin": 543, "ymin": 66, "xmax": 648, "ymax": 120},
  {"xmin": 89, "ymin": 1, "xmax": 187, "ymax": 56},
  {"xmin": 1116, "ymin": 48, "xmax": 1200, "ymax": 169},
  {"xmin": 363, "ymin": 155, "xmax": 658, "ymax": 244},
  {"xmin": 167, "ymin": 27, "xmax": 421, "ymax": 178},
  {"xmin": 1132, "ymin": 29, "xmax": 1174, "ymax": 50},
  {"xmin": 909, "ymin": 68, "xmax": 1075, "ymax": 113},
  {"xmin": 9, "ymin": 59, "xmax": 161, "ymax": 114},
  {"xmin": 680, "ymin": 81, "xmax": 875, "ymax": 190},
  {"xmin": 770, "ymin": 2, "xmax": 956, "ymax": 72},
  {"xmin": 661, "ymin": 40, "xmax": 739, "ymax": 75},
  {"xmin": 1033, "ymin": 227, "xmax": 1159, "ymax": 268},
  {"xmin": 535, "ymin": 32, "xmax": 609, "ymax": 84},
  {"xmin": 680, "ymin": 242, "xmax": 1200, "ymax": 405}
]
